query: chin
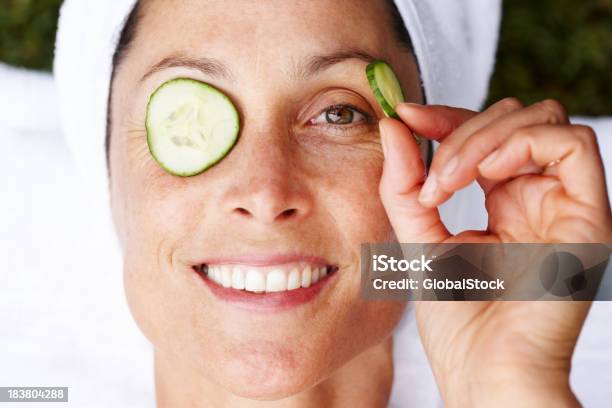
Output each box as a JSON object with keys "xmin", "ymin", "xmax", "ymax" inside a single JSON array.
[{"xmin": 213, "ymin": 345, "xmax": 324, "ymax": 401}]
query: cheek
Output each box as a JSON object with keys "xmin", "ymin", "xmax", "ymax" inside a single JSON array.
[
  {"xmin": 114, "ymin": 144, "xmax": 200, "ymax": 252},
  {"xmin": 113, "ymin": 159, "xmax": 210, "ymax": 351},
  {"xmin": 314, "ymin": 141, "xmax": 393, "ymax": 246},
  {"xmin": 302, "ymin": 141, "xmax": 406, "ymax": 362}
]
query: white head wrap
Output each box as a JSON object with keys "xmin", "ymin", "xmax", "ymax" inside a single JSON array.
[{"xmin": 54, "ymin": 0, "xmax": 502, "ymax": 216}]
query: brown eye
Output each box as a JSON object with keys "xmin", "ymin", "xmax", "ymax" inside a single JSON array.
[
  {"xmin": 325, "ymin": 106, "xmax": 354, "ymax": 124},
  {"xmin": 310, "ymin": 104, "xmax": 367, "ymax": 127}
]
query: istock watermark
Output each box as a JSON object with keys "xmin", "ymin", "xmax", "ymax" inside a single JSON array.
[
  {"xmin": 372, "ymin": 255, "xmax": 434, "ymax": 272},
  {"xmin": 360, "ymin": 243, "xmax": 612, "ymax": 301},
  {"xmin": 373, "ymin": 277, "xmax": 505, "ymax": 291}
]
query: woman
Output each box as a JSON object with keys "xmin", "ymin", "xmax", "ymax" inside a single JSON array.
[{"xmin": 51, "ymin": 0, "xmax": 612, "ymax": 406}]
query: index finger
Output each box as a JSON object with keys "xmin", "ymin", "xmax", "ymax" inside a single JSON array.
[
  {"xmin": 395, "ymin": 99, "xmax": 526, "ymax": 145},
  {"xmin": 395, "ymin": 103, "xmax": 477, "ymax": 141}
]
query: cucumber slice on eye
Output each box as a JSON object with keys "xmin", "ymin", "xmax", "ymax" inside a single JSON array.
[
  {"xmin": 366, "ymin": 60, "xmax": 421, "ymax": 144},
  {"xmin": 145, "ymin": 78, "xmax": 240, "ymax": 177}
]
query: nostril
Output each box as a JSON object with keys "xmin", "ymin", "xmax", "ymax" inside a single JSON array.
[
  {"xmin": 278, "ymin": 208, "xmax": 297, "ymax": 219},
  {"xmin": 235, "ymin": 207, "xmax": 251, "ymax": 217},
  {"xmin": 231, "ymin": 203, "xmax": 303, "ymax": 221}
]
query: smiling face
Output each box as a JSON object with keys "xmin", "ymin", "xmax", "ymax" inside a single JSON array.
[{"xmin": 108, "ymin": 0, "xmax": 423, "ymax": 400}]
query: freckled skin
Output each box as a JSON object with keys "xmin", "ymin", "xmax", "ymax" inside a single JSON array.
[{"xmin": 109, "ymin": 0, "xmax": 424, "ymax": 406}]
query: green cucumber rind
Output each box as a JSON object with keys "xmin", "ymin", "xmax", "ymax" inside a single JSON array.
[
  {"xmin": 365, "ymin": 60, "xmax": 421, "ymax": 145},
  {"xmin": 366, "ymin": 60, "xmax": 404, "ymax": 119},
  {"xmin": 145, "ymin": 78, "xmax": 240, "ymax": 177}
]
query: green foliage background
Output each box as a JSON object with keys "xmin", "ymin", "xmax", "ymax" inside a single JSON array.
[
  {"xmin": 487, "ymin": 0, "xmax": 612, "ymax": 115},
  {"xmin": 0, "ymin": 0, "xmax": 62, "ymax": 72},
  {"xmin": 1, "ymin": 0, "xmax": 610, "ymax": 115}
]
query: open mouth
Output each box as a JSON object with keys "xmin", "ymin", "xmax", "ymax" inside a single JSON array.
[{"xmin": 194, "ymin": 263, "xmax": 339, "ymax": 294}]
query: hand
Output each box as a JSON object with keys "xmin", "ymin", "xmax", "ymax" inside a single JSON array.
[{"xmin": 378, "ymin": 98, "xmax": 612, "ymax": 407}]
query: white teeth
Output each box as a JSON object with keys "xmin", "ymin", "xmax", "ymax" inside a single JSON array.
[
  {"xmin": 245, "ymin": 269, "xmax": 266, "ymax": 293},
  {"xmin": 311, "ymin": 267, "xmax": 320, "ymax": 284},
  {"xmin": 214, "ymin": 267, "xmax": 222, "ymax": 284},
  {"xmin": 287, "ymin": 268, "xmax": 301, "ymax": 290},
  {"xmin": 204, "ymin": 262, "xmax": 333, "ymax": 293},
  {"xmin": 221, "ymin": 265, "xmax": 232, "ymax": 288},
  {"xmin": 266, "ymin": 269, "xmax": 288, "ymax": 292},
  {"xmin": 209, "ymin": 266, "xmax": 219, "ymax": 284},
  {"xmin": 231, "ymin": 267, "xmax": 245, "ymax": 290},
  {"xmin": 301, "ymin": 265, "xmax": 312, "ymax": 288}
]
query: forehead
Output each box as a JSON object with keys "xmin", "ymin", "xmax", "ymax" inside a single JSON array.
[{"xmin": 133, "ymin": 0, "xmax": 399, "ymax": 69}]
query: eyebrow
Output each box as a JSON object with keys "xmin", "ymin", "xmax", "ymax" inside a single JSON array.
[
  {"xmin": 298, "ymin": 49, "xmax": 378, "ymax": 79},
  {"xmin": 140, "ymin": 55, "xmax": 231, "ymax": 82},
  {"xmin": 140, "ymin": 48, "xmax": 379, "ymax": 83}
]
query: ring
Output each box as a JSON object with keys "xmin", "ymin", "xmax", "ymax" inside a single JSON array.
[{"xmin": 546, "ymin": 159, "xmax": 562, "ymax": 167}]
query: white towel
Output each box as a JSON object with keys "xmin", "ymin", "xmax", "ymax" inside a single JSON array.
[
  {"xmin": 0, "ymin": 63, "xmax": 60, "ymax": 134},
  {"xmin": 394, "ymin": 1, "xmax": 502, "ymax": 108},
  {"xmin": 53, "ymin": 0, "xmax": 502, "ymax": 228}
]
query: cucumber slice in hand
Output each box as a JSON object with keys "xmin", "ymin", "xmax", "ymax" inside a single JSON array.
[
  {"xmin": 366, "ymin": 60, "xmax": 405, "ymax": 119},
  {"xmin": 146, "ymin": 78, "xmax": 240, "ymax": 176},
  {"xmin": 366, "ymin": 60, "xmax": 421, "ymax": 144}
]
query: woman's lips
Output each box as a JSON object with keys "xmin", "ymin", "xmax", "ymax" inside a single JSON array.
[{"xmin": 192, "ymin": 258, "xmax": 339, "ymax": 311}]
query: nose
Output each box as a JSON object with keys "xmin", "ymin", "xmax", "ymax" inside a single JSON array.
[
  {"xmin": 231, "ymin": 185, "xmax": 305, "ymax": 223},
  {"xmin": 221, "ymin": 138, "xmax": 313, "ymax": 225}
]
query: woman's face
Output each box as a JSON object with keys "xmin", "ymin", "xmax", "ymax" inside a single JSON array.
[{"xmin": 109, "ymin": 0, "xmax": 423, "ymax": 399}]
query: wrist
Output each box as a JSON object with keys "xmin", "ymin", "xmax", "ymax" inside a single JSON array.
[{"xmin": 438, "ymin": 366, "xmax": 580, "ymax": 408}]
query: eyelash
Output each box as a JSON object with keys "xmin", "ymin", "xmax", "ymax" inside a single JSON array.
[{"xmin": 309, "ymin": 104, "xmax": 371, "ymax": 129}]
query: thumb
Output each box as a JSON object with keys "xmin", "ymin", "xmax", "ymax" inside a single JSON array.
[{"xmin": 379, "ymin": 118, "xmax": 450, "ymax": 243}]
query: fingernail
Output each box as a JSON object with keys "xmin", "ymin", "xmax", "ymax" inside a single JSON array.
[
  {"xmin": 396, "ymin": 102, "xmax": 423, "ymax": 115},
  {"xmin": 398, "ymin": 102, "xmax": 423, "ymax": 108},
  {"xmin": 418, "ymin": 172, "xmax": 438, "ymax": 203},
  {"xmin": 440, "ymin": 156, "xmax": 459, "ymax": 179},
  {"xmin": 479, "ymin": 150, "xmax": 499, "ymax": 169}
]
